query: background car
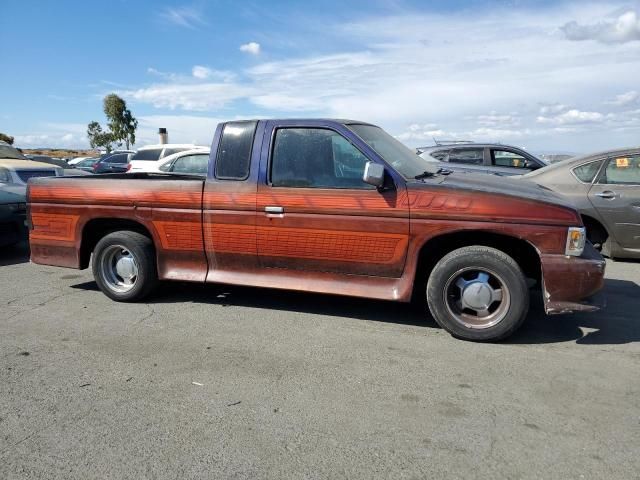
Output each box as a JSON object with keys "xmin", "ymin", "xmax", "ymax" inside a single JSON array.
[
  {"xmin": 524, "ymin": 147, "xmax": 640, "ymax": 259},
  {"xmin": 92, "ymin": 151, "xmax": 134, "ymax": 174},
  {"xmin": 128, "ymin": 144, "xmax": 202, "ymax": 173},
  {"xmin": 418, "ymin": 142, "xmax": 547, "ymax": 176},
  {"xmin": 23, "ymin": 153, "xmax": 91, "ymax": 176},
  {"xmin": 1, "ymin": 143, "xmax": 63, "ymax": 184},
  {"xmin": 74, "ymin": 157, "xmax": 99, "ymax": 173},
  {"xmin": 0, "ymin": 184, "xmax": 27, "ymax": 247},
  {"xmin": 149, "ymin": 148, "xmax": 210, "ymax": 175}
]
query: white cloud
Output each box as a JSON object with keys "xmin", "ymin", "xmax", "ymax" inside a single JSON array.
[
  {"xmin": 124, "ymin": 82, "xmax": 253, "ymax": 111},
  {"xmin": 14, "ymin": 134, "xmax": 81, "ymax": 149},
  {"xmin": 135, "ymin": 115, "xmax": 224, "ymax": 146},
  {"xmin": 476, "ymin": 112, "xmax": 521, "ymax": 128},
  {"xmin": 397, "ymin": 125, "xmax": 531, "ymax": 143},
  {"xmin": 605, "ymin": 90, "xmax": 639, "ymax": 106},
  {"xmin": 536, "ymin": 109, "xmax": 605, "ymax": 125},
  {"xmin": 158, "ymin": 6, "xmax": 206, "ymax": 29},
  {"xmin": 239, "ymin": 42, "xmax": 261, "ymax": 55},
  {"xmin": 561, "ymin": 9, "xmax": 640, "ymax": 44},
  {"xmin": 19, "ymin": 2, "xmax": 640, "ymax": 152},
  {"xmin": 192, "ymin": 65, "xmax": 211, "ymax": 79},
  {"xmin": 539, "ymin": 104, "xmax": 568, "ymax": 115}
]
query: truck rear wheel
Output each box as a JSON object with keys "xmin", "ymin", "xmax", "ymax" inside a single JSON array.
[
  {"xmin": 92, "ymin": 231, "xmax": 158, "ymax": 302},
  {"xmin": 426, "ymin": 246, "xmax": 529, "ymax": 342}
]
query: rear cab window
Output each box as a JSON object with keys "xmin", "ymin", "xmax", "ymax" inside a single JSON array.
[{"xmin": 214, "ymin": 121, "xmax": 257, "ymax": 180}]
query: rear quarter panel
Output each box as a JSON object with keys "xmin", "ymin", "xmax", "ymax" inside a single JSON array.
[{"xmin": 28, "ymin": 176, "xmax": 207, "ymax": 281}]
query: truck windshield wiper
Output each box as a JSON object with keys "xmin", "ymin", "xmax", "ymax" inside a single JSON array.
[{"xmin": 414, "ymin": 168, "xmax": 452, "ymax": 180}]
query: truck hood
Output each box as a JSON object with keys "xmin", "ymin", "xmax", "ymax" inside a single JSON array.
[
  {"xmin": 406, "ymin": 171, "xmax": 580, "ymax": 225},
  {"xmin": 412, "ymin": 171, "xmax": 574, "ymax": 209}
]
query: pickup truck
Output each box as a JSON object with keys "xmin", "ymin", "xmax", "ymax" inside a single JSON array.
[{"xmin": 27, "ymin": 119, "xmax": 605, "ymax": 341}]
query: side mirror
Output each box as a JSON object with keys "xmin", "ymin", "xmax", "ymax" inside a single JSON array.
[{"xmin": 363, "ymin": 161, "xmax": 385, "ymax": 188}]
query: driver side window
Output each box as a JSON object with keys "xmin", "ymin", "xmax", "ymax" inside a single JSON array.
[{"xmin": 270, "ymin": 128, "xmax": 374, "ymax": 189}]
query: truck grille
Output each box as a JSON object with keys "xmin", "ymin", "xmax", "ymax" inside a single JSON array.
[{"xmin": 16, "ymin": 170, "xmax": 57, "ymax": 183}]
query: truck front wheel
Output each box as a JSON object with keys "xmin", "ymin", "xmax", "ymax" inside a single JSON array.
[
  {"xmin": 426, "ymin": 246, "xmax": 529, "ymax": 342},
  {"xmin": 92, "ymin": 231, "xmax": 158, "ymax": 302}
]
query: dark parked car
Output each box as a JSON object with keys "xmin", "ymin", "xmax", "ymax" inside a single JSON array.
[
  {"xmin": 525, "ymin": 147, "xmax": 640, "ymax": 259},
  {"xmin": 23, "ymin": 154, "xmax": 91, "ymax": 176},
  {"xmin": 93, "ymin": 151, "xmax": 133, "ymax": 174},
  {"xmin": 418, "ymin": 142, "xmax": 547, "ymax": 176},
  {"xmin": 0, "ymin": 185, "xmax": 27, "ymax": 247},
  {"xmin": 74, "ymin": 157, "xmax": 99, "ymax": 173}
]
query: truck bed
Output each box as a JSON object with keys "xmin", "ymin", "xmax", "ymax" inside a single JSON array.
[{"xmin": 28, "ymin": 174, "xmax": 208, "ymax": 280}]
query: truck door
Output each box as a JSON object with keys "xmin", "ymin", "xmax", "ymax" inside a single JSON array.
[
  {"xmin": 203, "ymin": 121, "xmax": 261, "ymax": 274},
  {"xmin": 256, "ymin": 121, "xmax": 409, "ymax": 277}
]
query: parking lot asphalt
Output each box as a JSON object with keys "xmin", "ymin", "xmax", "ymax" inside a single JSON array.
[{"xmin": 0, "ymin": 242, "xmax": 638, "ymax": 479}]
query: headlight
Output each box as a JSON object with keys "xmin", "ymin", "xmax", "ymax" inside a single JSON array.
[{"xmin": 565, "ymin": 227, "xmax": 586, "ymax": 257}]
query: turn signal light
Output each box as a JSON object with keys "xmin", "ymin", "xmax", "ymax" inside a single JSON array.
[{"xmin": 565, "ymin": 227, "xmax": 586, "ymax": 257}]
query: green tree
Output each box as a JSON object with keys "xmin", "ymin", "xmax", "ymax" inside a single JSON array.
[
  {"xmin": 0, "ymin": 133, "xmax": 14, "ymax": 145},
  {"xmin": 86, "ymin": 93, "xmax": 138, "ymax": 151},
  {"xmin": 103, "ymin": 94, "xmax": 138, "ymax": 149},
  {"xmin": 87, "ymin": 121, "xmax": 115, "ymax": 152}
]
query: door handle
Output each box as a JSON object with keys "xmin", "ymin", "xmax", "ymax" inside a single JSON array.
[
  {"xmin": 595, "ymin": 191, "xmax": 616, "ymax": 199},
  {"xmin": 264, "ymin": 206, "xmax": 284, "ymax": 214}
]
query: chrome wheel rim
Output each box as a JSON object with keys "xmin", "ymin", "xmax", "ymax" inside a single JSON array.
[
  {"xmin": 443, "ymin": 267, "xmax": 510, "ymax": 329},
  {"xmin": 99, "ymin": 245, "xmax": 139, "ymax": 293}
]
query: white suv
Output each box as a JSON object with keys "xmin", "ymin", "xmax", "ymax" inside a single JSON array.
[{"xmin": 127, "ymin": 144, "xmax": 205, "ymax": 173}]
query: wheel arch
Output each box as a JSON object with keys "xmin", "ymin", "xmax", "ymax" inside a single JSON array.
[
  {"xmin": 580, "ymin": 214, "xmax": 608, "ymax": 245},
  {"xmin": 412, "ymin": 230, "xmax": 541, "ymax": 301},
  {"xmin": 79, "ymin": 218, "xmax": 156, "ymax": 269}
]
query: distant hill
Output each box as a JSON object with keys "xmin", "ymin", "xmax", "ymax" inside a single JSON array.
[{"xmin": 21, "ymin": 148, "xmax": 99, "ymax": 159}]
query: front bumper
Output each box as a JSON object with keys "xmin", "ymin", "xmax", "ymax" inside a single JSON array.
[{"xmin": 540, "ymin": 242, "xmax": 606, "ymax": 314}]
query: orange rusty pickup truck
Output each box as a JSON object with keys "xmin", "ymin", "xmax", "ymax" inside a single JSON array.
[{"xmin": 27, "ymin": 119, "xmax": 605, "ymax": 341}]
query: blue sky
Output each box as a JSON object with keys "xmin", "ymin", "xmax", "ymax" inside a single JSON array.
[{"xmin": 1, "ymin": 0, "xmax": 639, "ymax": 153}]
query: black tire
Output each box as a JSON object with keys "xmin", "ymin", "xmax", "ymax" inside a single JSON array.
[
  {"xmin": 92, "ymin": 230, "xmax": 158, "ymax": 302},
  {"xmin": 426, "ymin": 246, "xmax": 529, "ymax": 342}
]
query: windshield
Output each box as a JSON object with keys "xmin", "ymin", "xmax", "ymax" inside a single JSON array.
[
  {"xmin": 347, "ymin": 124, "xmax": 437, "ymax": 179},
  {"xmin": 0, "ymin": 144, "xmax": 27, "ymax": 160}
]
